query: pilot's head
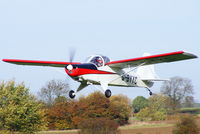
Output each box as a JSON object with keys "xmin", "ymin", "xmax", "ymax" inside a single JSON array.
[{"xmin": 96, "ymin": 57, "xmax": 103, "ymax": 63}]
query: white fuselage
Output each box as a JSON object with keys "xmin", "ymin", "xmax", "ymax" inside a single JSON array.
[{"xmin": 78, "ymin": 65, "xmax": 150, "ymax": 88}]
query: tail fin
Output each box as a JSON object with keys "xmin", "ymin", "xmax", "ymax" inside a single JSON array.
[
  {"xmin": 136, "ymin": 64, "xmax": 159, "ymax": 80},
  {"xmin": 136, "ymin": 53, "xmax": 159, "ymax": 80}
]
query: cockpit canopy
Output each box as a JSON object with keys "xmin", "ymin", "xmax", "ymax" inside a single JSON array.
[{"xmin": 85, "ymin": 55, "xmax": 110, "ymax": 67}]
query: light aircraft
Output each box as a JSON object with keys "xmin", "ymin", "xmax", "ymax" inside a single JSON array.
[{"xmin": 2, "ymin": 51, "xmax": 197, "ymax": 99}]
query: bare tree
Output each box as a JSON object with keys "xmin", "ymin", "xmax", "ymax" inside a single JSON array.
[
  {"xmin": 182, "ymin": 96, "xmax": 195, "ymax": 107},
  {"xmin": 38, "ymin": 79, "xmax": 70, "ymax": 105},
  {"xmin": 161, "ymin": 76, "xmax": 194, "ymax": 109}
]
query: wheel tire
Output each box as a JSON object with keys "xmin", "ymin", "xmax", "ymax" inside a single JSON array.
[
  {"xmin": 105, "ymin": 89, "xmax": 112, "ymax": 98},
  {"xmin": 149, "ymin": 91, "xmax": 153, "ymax": 96},
  {"xmin": 69, "ymin": 90, "xmax": 76, "ymax": 99}
]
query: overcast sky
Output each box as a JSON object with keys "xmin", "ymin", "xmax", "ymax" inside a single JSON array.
[{"xmin": 0, "ymin": 0, "xmax": 199, "ymax": 101}]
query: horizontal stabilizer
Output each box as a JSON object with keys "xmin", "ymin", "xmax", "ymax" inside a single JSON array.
[{"xmin": 141, "ymin": 79, "xmax": 169, "ymax": 81}]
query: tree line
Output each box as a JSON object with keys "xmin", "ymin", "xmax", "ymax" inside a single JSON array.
[{"xmin": 0, "ymin": 76, "xmax": 197, "ymax": 133}]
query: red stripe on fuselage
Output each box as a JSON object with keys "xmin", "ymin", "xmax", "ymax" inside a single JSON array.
[{"xmin": 65, "ymin": 68, "xmax": 115, "ymax": 77}]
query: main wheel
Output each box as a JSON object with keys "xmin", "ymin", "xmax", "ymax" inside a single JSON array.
[
  {"xmin": 105, "ymin": 89, "xmax": 112, "ymax": 98},
  {"xmin": 69, "ymin": 90, "xmax": 76, "ymax": 99}
]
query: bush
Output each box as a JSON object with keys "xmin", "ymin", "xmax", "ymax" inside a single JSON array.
[
  {"xmin": 132, "ymin": 96, "xmax": 148, "ymax": 113},
  {"xmin": 135, "ymin": 94, "xmax": 169, "ymax": 121},
  {"xmin": 47, "ymin": 101, "xmax": 73, "ymax": 130},
  {"xmin": 136, "ymin": 107, "xmax": 166, "ymax": 121},
  {"xmin": 78, "ymin": 118, "xmax": 120, "ymax": 134},
  {"xmin": 0, "ymin": 80, "xmax": 47, "ymax": 134},
  {"xmin": 109, "ymin": 95, "xmax": 132, "ymax": 125},
  {"xmin": 46, "ymin": 91, "xmax": 132, "ymax": 130},
  {"xmin": 173, "ymin": 114, "xmax": 199, "ymax": 134}
]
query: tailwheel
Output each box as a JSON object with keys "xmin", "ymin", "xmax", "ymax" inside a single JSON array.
[
  {"xmin": 146, "ymin": 88, "xmax": 153, "ymax": 96},
  {"xmin": 149, "ymin": 91, "xmax": 153, "ymax": 96},
  {"xmin": 69, "ymin": 90, "xmax": 76, "ymax": 99},
  {"xmin": 105, "ymin": 89, "xmax": 112, "ymax": 98}
]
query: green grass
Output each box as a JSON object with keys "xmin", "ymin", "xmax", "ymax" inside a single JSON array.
[
  {"xmin": 119, "ymin": 123, "xmax": 174, "ymax": 130},
  {"xmin": 38, "ymin": 122, "xmax": 174, "ymax": 134},
  {"xmin": 180, "ymin": 107, "xmax": 200, "ymax": 110},
  {"xmin": 39, "ymin": 129, "xmax": 78, "ymax": 134},
  {"xmin": 179, "ymin": 107, "xmax": 200, "ymax": 114}
]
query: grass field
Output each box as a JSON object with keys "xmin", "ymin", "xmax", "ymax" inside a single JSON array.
[
  {"xmin": 179, "ymin": 107, "xmax": 200, "ymax": 114},
  {"xmin": 39, "ymin": 121, "xmax": 175, "ymax": 134},
  {"xmin": 39, "ymin": 117, "xmax": 200, "ymax": 134}
]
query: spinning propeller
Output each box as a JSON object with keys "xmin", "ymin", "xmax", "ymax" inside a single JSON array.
[{"xmin": 66, "ymin": 48, "xmax": 76, "ymax": 71}]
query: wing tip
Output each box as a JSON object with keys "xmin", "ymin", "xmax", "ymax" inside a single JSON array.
[
  {"xmin": 182, "ymin": 52, "xmax": 198, "ymax": 59},
  {"xmin": 2, "ymin": 59, "xmax": 18, "ymax": 63},
  {"xmin": 2, "ymin": 59, "xmax": 8, "ymax": 62}
]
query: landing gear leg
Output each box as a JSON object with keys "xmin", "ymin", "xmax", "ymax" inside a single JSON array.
[
  {"xmin": 100, "ymin": 82, "xmax": 111, "ymax": 98},
  {"xmin": 69, "ymin": 82, "xmax": 88, "ymax": 99},
  {"xmin": 146, "ymin": 88, "xmax": 153, "ymax": 96}
]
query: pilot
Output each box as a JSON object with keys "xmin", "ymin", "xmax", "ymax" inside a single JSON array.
[{"xmin": 95, "ymin": 57, "xmax": 103, "ymax": 67}]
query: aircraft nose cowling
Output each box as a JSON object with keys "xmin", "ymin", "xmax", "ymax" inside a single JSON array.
[
  {"xmin": 66, "ymin": 64, "xmax": 73, "ymax": 70},
  {"xmin": 65, "ymin": 67, "xmax": 79, "ymax": 77},
  {"xmin": 65, "ymin": 63, "xmax": 99, "ymax": 77}
]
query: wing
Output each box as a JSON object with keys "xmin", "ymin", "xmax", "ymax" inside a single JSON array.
[
  {"xmin": 2, "ymin": 59, "xmax": 81, "ymax": 68},
  {"xmin": 106, "ymin": 51, "xmax": 197, "ymax": 69}
]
